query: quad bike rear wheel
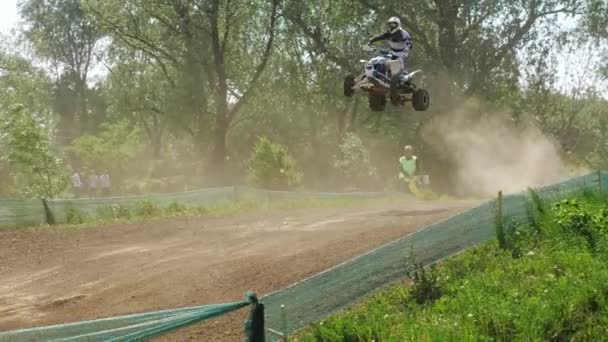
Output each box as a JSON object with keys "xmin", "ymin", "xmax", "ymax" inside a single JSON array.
[
  {"xmin": 344, "ymin": 74, "xmax": 355, "ymax": 97},
  {"xmin": 369, "ymin": 94, "xmax": 386, "ymax": 111},
  {"xmin": 412, "ymin": 88, "xmax": 430, "ymax": 111}
]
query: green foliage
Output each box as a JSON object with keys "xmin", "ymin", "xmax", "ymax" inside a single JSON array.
[
  {"xmin": 19, "ymin": 0, "xmax": 103, "ymax": 146},
  {"xmin": 66, "ymin": 119, "xmax": 143, "ymax": 188},
  {"xmin": 133, "ymin": 200, "xmax": 160, "ymax": 218},
  {"xmin": 496, "ymin": 206, "xmax": 508, "ymax": 251},
  {"xmin": 333, "ymin": 133, "xmax": 377, "ymax": 189},
  {"xmin": 0, "ymin": 45, "xmax": 54, "ymax": 122},
  {"xmin": 0, "ymin": 106, "xmax": 68, "ymax": 198},
  {"xmin": 552, "ymin": 198, "xmax": 608, "ymax": 251},
  {"xmin": 50, "ymin": 194, "xmax": 401, "ymax": 227},
  {"xmin": 404, "ymin": 261, "xmax": 444, "ymax": 305},
  {"xmin": 0, "ymin": 0, "xmax": 606, "ymax": 195},
  {"xmin": 165, "ymin": 201, "xmax": 188, "ymax": 216},
  {"xmin": 66, "ymin": 207, "xmax": 87, "ymax": 224},
  {"xmin": 296, "ymin": 194, "xmax": 608, "ymax": 341},
  {"xmin": 247, "ymin": 136, "xmax": 301, "ymax": 190}
]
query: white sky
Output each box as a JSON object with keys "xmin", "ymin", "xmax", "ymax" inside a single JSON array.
[{"xmin": 0, "ymin": 0, "xmax": 18, "ymax": 35}]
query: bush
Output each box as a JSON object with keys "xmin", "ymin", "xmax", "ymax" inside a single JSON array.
[
  {"xmin": 165, "ymin": 201, "xmax": 188, "ymax": 216},
  {"xmin": 552, "ymin": 198, "xmax": 608, "ymax": 251},
  {"xmin": 66, "ymin": 119, "xmax": 144, "ymax": 193},
  {"xmin": 134, "ymin": 200, "xmax": 160, "ymax": 217},
  {"xmin": 333, "ymin": 133, "xmax": 377, "ymax": 189},
  {"xmin": 405, "ymin": 262, "xmax": 443, "ymax": 304},
  {"xmin": 247, "ymin": 136, "xmax": 301, "ymax": 190},
  {"xmin": 66, "ymin": 207, "xmax": 87, "ymax": 224}
]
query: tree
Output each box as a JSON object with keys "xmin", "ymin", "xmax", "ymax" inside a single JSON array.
[
  {"xmin": 333, "ymin": 132, "xmax": 377, "ymax": 190},
  {"xmin": 0, "ymin": 39, "xmax": 55, "ymax": 131},
  {"xmin": 248, "ymin": 136, "xmax": 301, "ymax": 190},
  {"xmin": 584, "ymin": 0, "xmax": 608, "ymax": 39},
  {"xmin": 0, "ymin": 105, "xmax": 68, "ymax": 198},
  {"xmin": 103, "ymin": 47, "xmax": 173, "ymax": 158},
  {"xmin": 19, "ymin": 0, "xmax": 103, "ymax": 144},
  {"xmin": 66, "ymin": 119, "xmax": 144, "ymax": 190},
  {"xmin": 83, "ymin": 0, "xmax": 282, "ymax": 181}
]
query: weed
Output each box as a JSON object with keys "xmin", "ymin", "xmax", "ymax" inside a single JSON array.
[
  {"xmin": 134, "ymin": 200, "xmax": 160, "ymax": 217},
  {"xmin": 66, "ymin": 207, "xmax": 87, "ymax": 224}
]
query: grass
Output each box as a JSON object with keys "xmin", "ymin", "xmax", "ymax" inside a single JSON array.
[
  {"xmin": 40, "ymin": 194, "xmax": 413, "ymax": 229},
  {"xmin": 293, "ymin": 190, "xmax": 608, "ymax": 342}
]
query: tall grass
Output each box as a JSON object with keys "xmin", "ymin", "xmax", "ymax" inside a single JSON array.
[
  {"xmin": 295, "ymin": 191, "xmax": 608, "ymax": 341},
  {"xmin": 61, "ymin": 195, "xmax": 406, "ymax": 226}
]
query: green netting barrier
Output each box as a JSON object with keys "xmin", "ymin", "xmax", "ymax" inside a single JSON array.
[
  {"xmin": 0, "ymin": 186, "xmax": 401, "ymax": 227},
  {"xmin": 0, "ymin": 199, "xmax": 46, "ymax": 227},
  {"xmin": 260, "ymin": 172, "xmax": 606, "ymax": 341},
  {"xmin": 45, "ymin": 187, "xmax": 236, "ymax": 225},
  {"xmin": 0, "ymin": 294, "xmax": 256, "ymax": 341}
]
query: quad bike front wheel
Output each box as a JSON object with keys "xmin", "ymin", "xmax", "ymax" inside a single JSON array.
[
  {"xmin": 412, "ymin": 88, "xmax": 430, "ymax": 111},
  {"xmin": 344, "ymin": 74, "xmax": 355, "ymax": 97}
]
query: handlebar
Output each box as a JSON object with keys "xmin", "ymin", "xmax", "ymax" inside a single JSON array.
[
  {"xmin": 362, "ymin": 44, "xmax": 375, "ymax": 52},
  {"xmin": 363, "ymin": 44, "xmax": 390, "ymax": 55}
]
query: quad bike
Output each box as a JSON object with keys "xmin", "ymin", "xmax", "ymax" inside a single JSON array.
[
  {"xmin": 399, "ymin": 173, "xmax": 439, "ymax": 200},
  {"xmin": 343, "ymin": 46, "xmax": 430, "ymax": 112}
]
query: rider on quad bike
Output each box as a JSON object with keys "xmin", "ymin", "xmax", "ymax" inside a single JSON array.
[
  {"xmin": 368, "ymin": 17, "xmax": 412, "ymax": 79},
  {"xmin": 343, "ymin": 17, "xmax": 429, "ymax": 112}
]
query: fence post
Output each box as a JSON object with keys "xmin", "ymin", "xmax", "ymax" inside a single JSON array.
[
  {"xmin": 497, "ymin": 190, "xmax": 503, "ymax": 225},
  {"xmin": 496, "ymin": 190, "xmax": 506, "ymax": 249},
  {"xmin": 245, "ymin": 294, "xmax": 265, "ymax": 342},
  {"xmin": 598, "ymin": 170, "xmax": 603, "ymax": 195},
  {"xmin": 281, "ymin": 304, "xmax": 288, "ymax": 341}
]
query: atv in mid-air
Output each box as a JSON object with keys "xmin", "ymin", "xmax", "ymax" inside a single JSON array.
[{"xmin": 343, "ymin": 46, "xmax": 430, "ymax": 112}]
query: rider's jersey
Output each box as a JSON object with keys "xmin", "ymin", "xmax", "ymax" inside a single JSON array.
[
  {"xmin": 369, "ymin": 28, "xmax": 412, "ymax": 54},
  {"xmin": 399, "ymin": 156, "xmax": 417, "ymax": 177}
]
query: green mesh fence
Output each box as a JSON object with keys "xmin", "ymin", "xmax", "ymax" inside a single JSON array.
[
  {"xmin": 45, "ymin": 187, "xmax": 235, "ymax": 224},
  {"xmin": 0, "ymin": 295, "xmax": 255, "ymax": 342},
  {"xmin": 0, "ymin": 199, "xmax": 46, "ymax": 227},
  {"xmin": 260, "ymin": 172, "xmax": 606, "ymax": 340},
  {"xmin": 0, "ymin": 186, "xmax": 400, "ymax": 227}
]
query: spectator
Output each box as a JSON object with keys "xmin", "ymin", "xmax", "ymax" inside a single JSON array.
[
  {"xmin": 100, "ymin": 172, "xmax": 111, "ymax": 197},
  {"xmin": 71, "ymin": 170, "xmax": 83, "ymax": 198},
  {"xmin": 88, "ymin": 172, "xmax": 99, "ymax": 197}
]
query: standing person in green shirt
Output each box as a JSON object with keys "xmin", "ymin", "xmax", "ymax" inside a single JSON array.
[{"xmin": 399, "ymin": 145, "xmax": 419, "ymax": 192}]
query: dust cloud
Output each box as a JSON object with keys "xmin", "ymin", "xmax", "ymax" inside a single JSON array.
[{"xmin": 422, "ymin": 101, "xmax": 572, "ymax": 197}]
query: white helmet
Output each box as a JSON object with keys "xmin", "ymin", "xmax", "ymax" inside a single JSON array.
[{"xmin": 387, "ymin": 17, "xmax": 401, "ymax": 33}]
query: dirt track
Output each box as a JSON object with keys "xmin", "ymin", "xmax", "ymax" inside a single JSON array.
[{"xmin": 0, "ymin": 199, "xmax": 475, "ymax": 340}]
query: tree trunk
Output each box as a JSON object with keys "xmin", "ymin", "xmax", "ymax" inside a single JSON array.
[
  {"xmin": 337, "ymin": 105, "xmax": 347, "ymax": 139},
  {"xmin": 211, "ymin": 111, "xmax": 229, "ymax": 183},
  {"xmin": 76, "ymin": 77, "xmax": 88, "ymax": 135},
  {"xmin": 152, "ymin": 135, "xmax": 162, "ymax": 159},
  {"xmin": 347, "ymin": 97, "xmax": 359, "ymax": 133}
]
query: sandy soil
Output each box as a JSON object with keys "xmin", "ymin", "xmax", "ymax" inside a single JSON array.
[{"xmin": 0, "ymin": 199, "xmax": 475, "ymax": 341}]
